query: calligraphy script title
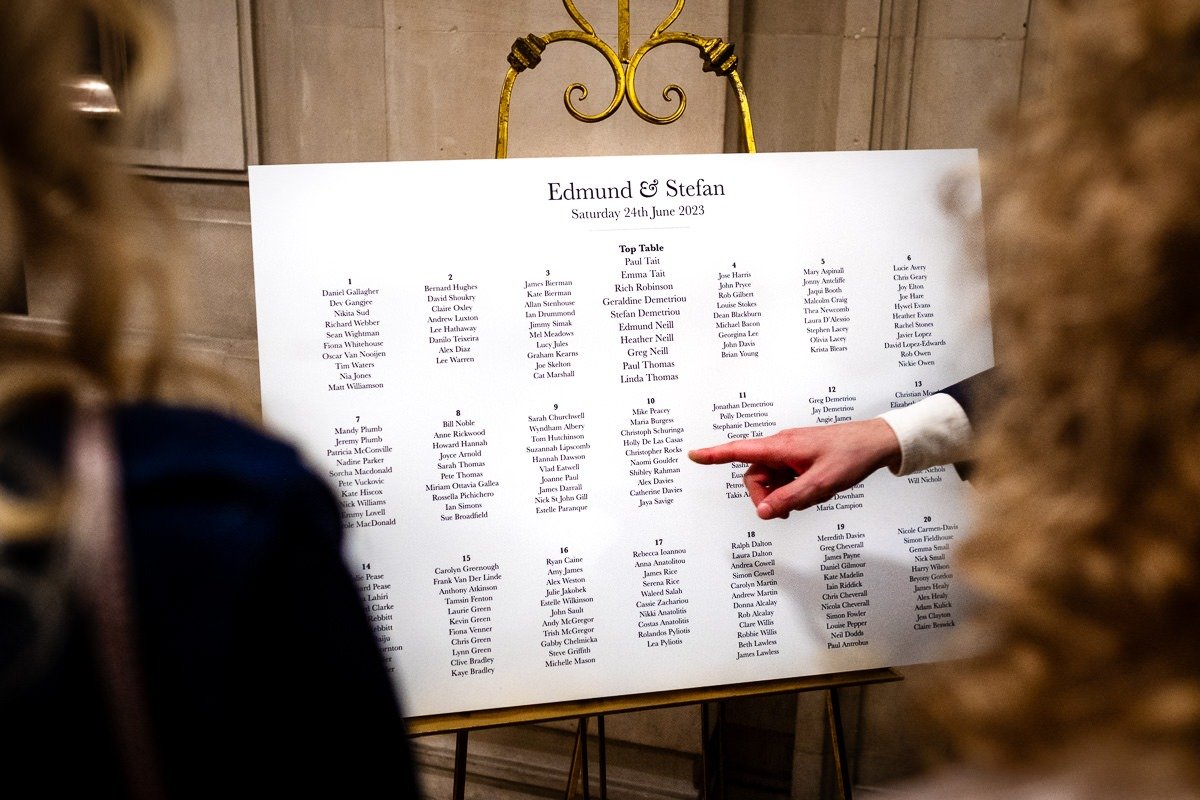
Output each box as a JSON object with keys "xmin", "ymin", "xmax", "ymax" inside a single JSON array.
[{"xmin": 547, "ymin": 177, "xmax": 726, "ymax": 202}]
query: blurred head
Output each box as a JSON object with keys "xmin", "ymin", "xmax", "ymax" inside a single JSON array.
[
  {"xmin": 0, "ymin": 0, "xmax": 175, "ymax": 541},
  {"xmin": 934, "ymin": 0, "xmax": 1200, "ymax": 772},
  {"xmin": 0, "ymin": 0, "xmax": 174, "ymax": 398}
]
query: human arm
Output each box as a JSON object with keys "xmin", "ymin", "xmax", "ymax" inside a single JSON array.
[
  {"xmin": 688, "ymin": 386, "xmax": 979, "ymax": 519},
  {"xmin": 894, "ymin": 368, "xmax": 998, "ymax": 479},
  {"xmin": 879, "ymin": 391, "xmax": 973, "ymax": 476},
  {"xmin": 688, "ymin": 418, "xmax": 902, "ymax": 520}
]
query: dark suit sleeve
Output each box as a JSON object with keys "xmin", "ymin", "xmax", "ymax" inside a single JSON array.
[
  {"xmin": 118, "ymin": 406, "xmax": 419, "ymax": 798},
  {"xmin": 224, "ymin": 467, "xmax": 420, "ymax": 797},
  {"xmin": 939, "ymin": 367, "xmax": 1000, "ymax": 427},
  {"xmin": 939, "ymin": 367, "xmax": 1001, "ymax": 480}
]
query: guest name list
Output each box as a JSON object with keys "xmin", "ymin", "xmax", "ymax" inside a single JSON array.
[{"xmin": 251, "ymin": 149, "xmax": 993, "ymax": 718}]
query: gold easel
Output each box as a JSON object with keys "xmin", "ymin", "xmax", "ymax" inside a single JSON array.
[
  {"xmin": 413, "ymin": 3, "xmax": 897, "ymax": 798},
  {"xmin": 495, "ymin": 0, "xmax": 756, "ymax": 158},
  {"xmin": 411, "ymin": 669, "xmax": 900, "ymax": 800}
]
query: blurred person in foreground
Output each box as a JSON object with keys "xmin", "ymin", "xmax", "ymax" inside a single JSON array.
[
  {"xmin": 0, "ymin": 1, "xmax": 416, "ymax": 796},
  {"xmin": 696, "ymin": 0, "xmax": 1200, "ymax": 794},
  {"xmin": 911, "ymin": 0, "xmax": 1200, "ymax": 795}
]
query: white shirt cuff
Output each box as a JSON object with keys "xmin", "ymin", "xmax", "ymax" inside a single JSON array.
[{"xmin": 878, "ymin": 393, "xmax": 973, "ymax": 476}]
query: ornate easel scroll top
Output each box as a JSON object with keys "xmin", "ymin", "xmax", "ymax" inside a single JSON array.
[{"xmin": 496, "ymin": 0, "xmax": 755, "ymax": 158}]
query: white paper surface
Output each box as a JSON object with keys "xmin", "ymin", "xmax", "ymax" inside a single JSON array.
[{"xmin": 250, "ymin": 150, "xmax": 992, "ymax": 718}]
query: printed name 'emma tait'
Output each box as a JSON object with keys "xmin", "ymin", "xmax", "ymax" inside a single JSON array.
[{"xmin": 546, "ymin": 178, "xmax": 726, "ymax": 201}]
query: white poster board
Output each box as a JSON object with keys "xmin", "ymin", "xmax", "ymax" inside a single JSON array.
[{"xmin": 250, "ymin": 150, "xmax": 991, "ymax": 718}]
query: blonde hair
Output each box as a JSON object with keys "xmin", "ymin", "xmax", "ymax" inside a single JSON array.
[
  {"xmin": 930, "ymin": 0, "xmax": 1200, "ymax": 770},
  {"xmin": 0, "ymin": 0, "xmax": 177, "ymax": 540}
]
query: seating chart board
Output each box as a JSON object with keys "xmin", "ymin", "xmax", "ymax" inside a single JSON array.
[{"xmin": 250, "ymin": 150, "xmax": 991, "ymax": 717}]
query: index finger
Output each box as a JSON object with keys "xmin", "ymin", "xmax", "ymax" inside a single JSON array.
[{"xmin": 688, "ymin": 437, "xmax": 777, "ymax": 466}]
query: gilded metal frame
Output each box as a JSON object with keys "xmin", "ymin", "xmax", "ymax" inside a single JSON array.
[{"xmin": 496, "ymin": 0, "xmax": 756, "ymax": 157}]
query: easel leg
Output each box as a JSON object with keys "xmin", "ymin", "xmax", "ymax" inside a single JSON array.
[
  {"xmin": 700, "ymin": 701, "xmax": 725, "ymax": 800},
  {"xmin": 598, "ymin": 715, "xmax": 608, "ymax": 800},
  {"xmin": 453, "ymin": 730, "xmax": 469, "ymax": 800},
  {"xmin": 825, "ymin": 689, "xmax": 853, "ymax": 800},
  {"xmin": 581, "ymin": 717, "xmax": 591, "ymax": 800},
  {"xmin": 566, "ymin": 716, "xmax": 591, "ymax": 800}
]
